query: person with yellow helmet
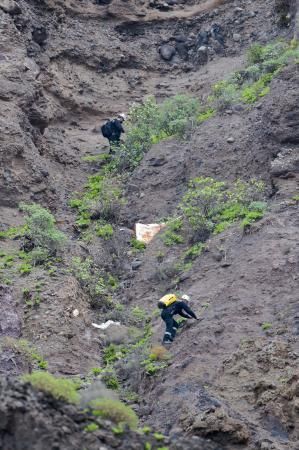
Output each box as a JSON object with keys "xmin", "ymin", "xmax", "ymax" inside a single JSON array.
[{"xmin": 158, "ymin": 294, "xmax": 199, "ymax": 345}]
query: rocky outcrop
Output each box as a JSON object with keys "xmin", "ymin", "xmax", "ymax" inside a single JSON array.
[{"xmin": 0, "ymin": 378, "xmax": 220, "ymax": 450}]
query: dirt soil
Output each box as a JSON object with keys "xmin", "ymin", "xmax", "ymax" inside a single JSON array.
[{"xmin": 0, "ymin": 0, "xmax": 298, "ymax": 449}]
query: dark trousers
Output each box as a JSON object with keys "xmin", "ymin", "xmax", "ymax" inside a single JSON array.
[{"xmin": 162, "ymin": 316, "xmax": 179, "ymax": 343}]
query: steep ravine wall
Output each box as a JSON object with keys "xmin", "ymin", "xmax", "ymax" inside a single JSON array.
[{"xmin": 0, "ymin": 0, "xmax": 298, "ymax": 449}]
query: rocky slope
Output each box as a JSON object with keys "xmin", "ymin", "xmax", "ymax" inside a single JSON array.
[{"xmin": 0, "ymin": 0, "xmax": 298, "ymax": 449}]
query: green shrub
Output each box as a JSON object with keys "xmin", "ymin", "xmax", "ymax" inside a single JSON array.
[
  {"xmin": 261, "ymin": 322, "xmax": 272, "ymax": 331},
  {"xmin": 29, "ymin": 247, "xmax": 50, "ymax": 265},
  {"xmin": 103, "ymin": 344, "xmax": 128, "ymax": 365},
  {"xmin": 180, "ymin": 177, "xmax": 266, "ymax": 241},
  {"xmin": 241, "ymin": 73, "xmax": 273, "ymax": 104},
  {"xmin": 158, "ymin": 94, "xmax": 201, "ymax": 136},
  {"xmin": 71, "ymin": 257, "xmax": 92, "ymax": 283},
  {"xmin": 247, "ymin": 44, "xmax": 265, "ymax": 64},
  {"xmin": 18, "ymin": 263, "xmax": 32, "ymax": 275},
  {"xmin": 211, "ymin": 81, "xmax": 239, "ymax": 110},
  {"xmin": 0, "ymin": 226, "xmax": 25, "ymax": 240},
  {"xmin": 131, "ymin": 238, "xmax": 146, "ymax": 251},
  {"xmin": 102, "ymin": 371, "xmax": 119, "ymax": 390},
  {"xmin": 197, "ymin": 108, "xmax": 215, "ymax": 123},
  {"xmin": 22, "ymin": 372, "xmax": 80, "ymax": 403},
  {"xmin": 69, "ymin": 198, "xmax": 84, "ymax": 209},
  {"xmin": 210, "ymin": 40, "xmax": 299, "ymax": 112},
  {"xmin": 91, "ymin": 367, "xmax": 102, "ymax": 376},
  {"xmin": 71, "ymin": 257, "xmax": 119, "ymax": 305},
  {"xmin": 163, "ymin": 230, "xmax": 184, "ymax": 246},
  {"xmin": 154, "ymin": 432, "xmax": 166, "ymax": 441},
  {"xmin": 96, "ymin": 223, "xmax": 114, "ymax": 240},
  {"xmin": 89, "ymin": 398, "xmax": 138, "ymax": 429},
  {"xmin": 141, "ymin": 359, "xmax": 168, "ymax": 376},
  {"xmin": 19, "ymin": 203, "xmax": 66, "ymax": 254},
  {"xmin": 72, "ymin": 175, "xmax": 125, "ymax": 229},
  {"xmin": 82, "ymin": 153, "xmax": 111, "ymax": 163},
  {"xmin": 84, "ymin": 423, "xmax": 99, "ymax": 432},
  {"xmin": 183, "ymin": 243, "xmax": 205, "ymax": 261}
]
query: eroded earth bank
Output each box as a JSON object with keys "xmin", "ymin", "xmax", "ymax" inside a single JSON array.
[{"xmin": 0, "ymin": 0, "xmax": 298, "ymax": 449}]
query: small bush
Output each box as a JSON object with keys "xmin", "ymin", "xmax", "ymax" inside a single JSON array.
[
  {"xmin": 18, "ymin": 263, "xmax": 32, "ymax": 275},
  {"xmin": 158, "ymin": 94, "xmax": 201, "ymax": 137},
  {"xmin": 89, "ymin": 398, "xmax": 138, "ymax": 429},
  {"xmin": 91, "ymin": 367, "xmax": 102, "ymax": 376},
  {"xmin": 197, "ymin": 108, "xmax": 215, "ymax": 123},
  {"xmin": 141, "ymin": 359, "xmax": 168, "ymax": 376},
  {"xmin": 131, "ymin": 238, "xmax": 146, "ymax": 252},
  {"xmin": 71, "ymin": 257, "xmax": 118, "ymax": 304},
  {"xmin": 0, "ymin": 226, "xmax": 25, "ymax": 240},
  {"xmin": 103, "ymin": 344, "xmax": 128, "ymax": 365},
  {"xmin": 96, "ymin": 223, "xmax": 114, "ymax": 240},
  {"xmin": 29, "ymin": 247, "xmax": 50, "ymax": 265},
  {"xmin": 180, "ymin": 177, "xmax": 266, "ymax": 242},
  {"xmin": 22, "ymin": 372, "xmax": 80, "ymax": 403},
  {"xmin": 19, "ymin": 203, "xmax": 66, "ymax": 254},
  {"xmin": 211, "ymin": 81, "xmax": 239, "ymax": 110},
  {"xmin": 261, "ymin": 322, "xmax": 272, "ymax": 331},
  {"xmin": 149, "ymin": 345, "xmax": 170, "ymax": 361},
  {"xmin": 183, "ymin": 243, "xmax": 205, "ymax": 261},
  {"xmin": 84, "ymin": 423, "xmax": 99, "ymax": 432},
  {"xmin": 163, "ymin": 230, "xmax": 184, "ymax": 246},
  {"xmin": 102, "ymin": 370, "xmax": 119, "ymax": 390},
  {"xmin": 72, "ymin": 175, "xmax": 125, "ymax": 228}
]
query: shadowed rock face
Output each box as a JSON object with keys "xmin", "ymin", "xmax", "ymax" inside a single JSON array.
[
  {"xmin": 0, "ymin": 378, "xmax": 221, "ymax": 450},
  {"xmin": 0, "ymin": 0, "xmax": 298, "ymax": 449}
]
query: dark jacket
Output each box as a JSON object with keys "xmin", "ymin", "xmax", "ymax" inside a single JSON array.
[
  {"xmin": 109, "ymin": 119, "xmax": 124, "ymax": 142},
  {"xmin": 161, "ymin": 301, "xmax": 198, "ymax": 320}
]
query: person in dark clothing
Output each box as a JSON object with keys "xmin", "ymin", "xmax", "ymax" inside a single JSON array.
[
  {"xmin": 210, "ymin": 23, "xmax": 225, "ymax": 47},
  {"xmin": 101, "ymin": 113, "xmax": 125, "ymax": 152},
  {"xmin": 196, "ymin": 30, "xmax": 211, "ymax": 47},
  {"xmin": 160, "ymin": 294, "xmax": 199, "ymax": 344}
]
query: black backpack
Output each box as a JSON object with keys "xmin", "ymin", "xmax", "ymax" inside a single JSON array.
[{"xmin": 101, "ymin": 121, "xmax": 113, "ymax": 138}]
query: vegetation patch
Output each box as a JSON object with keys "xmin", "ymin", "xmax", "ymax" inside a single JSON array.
[
  {"xmin": 0, "ymin": 226, "xmax": 26, "ymax": 240},
  {"xmin": 107, "ymin": 95, "xmax": 201, "ymax": 172},
  {"xmin": 131, "ymin": 238, "xmax": 146, "ymax": 252},
  {"xmin": 180, "ymin": 177, "xmax": 266, "ymax": 242},
  {"xmin": 96, "ymin": 222, "xmax": 114, "ymax": 240},
  {"xmin": 70, "ymin": 174, "xmax": 125, "ymax": 231},
  {"xmin": 19, "ymin": 203, "xmax": 66, "ymax": 261},
  {"xmin": 71, "ymin": 256, "xmax": 118, "ymax": 307},
  {"xmin": 261, "ymin": 322, "xmax": 272, "ymax": 331},
  {"xmin": 84, "ymin": 422, "xmax": 100, "ymax": 432},
  {"xmin": 89, "ymin": 398, "xmax": 138, "ymax": 429},
  {"xmin": 1, "ymin": 337, "xmax": 48, "ymax": 370},
  {"xmin": 162, "ymin": 218, "xmax": 184, "ymax": 246},
  {"xmin": 22, "ymin": 371, "xmax": 80, "ymax": 403},
  {"xmin": 210, "ymin": 40, "xmax": 299, "ymax": 111}
]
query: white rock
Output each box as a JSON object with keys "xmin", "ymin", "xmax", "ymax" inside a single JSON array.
[
  {"xmin": 72, "ymin": 309, "xmax": 79, "ymax": 317},
  {"xmin": 92, "ymin": 320, "xmax": 121, "ymax": 330}
]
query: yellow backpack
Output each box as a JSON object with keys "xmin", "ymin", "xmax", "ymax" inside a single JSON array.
[{"xmin": 158, "ymin": 293, "xmax": 177, "ymax": 309}]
